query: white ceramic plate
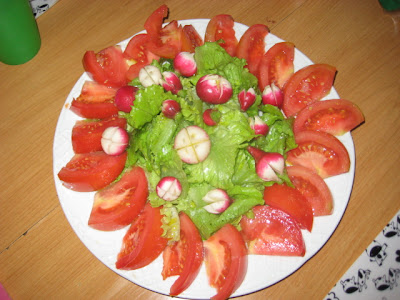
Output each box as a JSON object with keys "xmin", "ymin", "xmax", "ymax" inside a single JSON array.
[{"xmin": 53, "ymin": 19, "xmax": 355, "ymax": 299}]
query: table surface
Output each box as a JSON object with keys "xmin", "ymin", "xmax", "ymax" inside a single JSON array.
[{"xmin": 1, "ymin": 0, "xmax": 399, "ymax": 299}]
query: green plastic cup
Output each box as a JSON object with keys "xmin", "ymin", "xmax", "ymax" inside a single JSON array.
[{"xmin": 0, "ymin": 0, "xmax": 41, "ymax": 65}]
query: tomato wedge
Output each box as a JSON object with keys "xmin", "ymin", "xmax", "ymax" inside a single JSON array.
[
  {"xmin": 204, "ymin": 224, "xmax": 247, "ymax": 300},
  {"xmin": 287, "ymin": 130, "xmax": 350, "ymax": 178},
  {"xmin": 181, "ymin": 25, "xmax": 204, "ymax": 53},
  {"xmin": 88, "ymin": 166, "xmax": 148, "ymax": 231},
  {"xmin": 70, "ymin": 81, "xmax": 118, "ymax": 119},
  {"xmin": 257, "ymin": 42, "xmax": 295, "ymax": 91},
  {"xmin": 293, "ymin": 99, "xmax": 365, "ymax": 136},
  {"xmin": 82, "ymin": 45, "xmax": 129, "ymax": 88},
  {"xmin": 116, "ymin": 203, "xmax": 168, "ymax": 270},
  {"xmin": 236, "ymin": 24, "xmax": 269, "ymax": 75},
  {"xmin": 240, "ymin": 205, "xmax": 305, "ymax": 256},
  {"xmin": 162, "ymin": 212, "xmax": 203, "ymax": 296},
  {"xmin": 205, "ymin": 14, "xmax": 238, "ymax": 57},
  {"xmin": 57, "ymin": 151, "xmax": 127, "ymax": 192},
  {"xmin": 72, "ymin": 116, "xmax": 127, "ymax": 154},
  {"xmin": 263, "ymin": 183, "xmax": 313, "ymax": 232},
  {"xmin": 282, "ymin": 64, "xmax": 337, "ymax": 117},
  {"xmin": 287, "ymin": 165, "xmax": 333, "ymax": 216}
]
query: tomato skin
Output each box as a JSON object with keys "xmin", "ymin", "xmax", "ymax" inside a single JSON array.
[
  {"xmin": 204, "ymin": 224, "xmax": 247, "ymax": 300},
  {"xmin": 263, "ymin": 183, "xmax": 313, "ymax": 232},
  {"xmin": 287, "ymin": 130, "xmax": 350, "ymax": 178},
  {"xmin": 82, "ymin": 46, "xmax": 129, "ymax": 88},
  {"xmin": 205, "ymin": 14, "xmax": 238, "ymax": 57},
  {"xmin": 282, "ymin": 64, "xmax": 337, "ymax": 117},
  {"xmin": 181, "ymin": 25, "xmax": 204, "ymax": 53},
  {"xmin": 57, "ymin": 151, "xmax": 127, "ymax": 192},
  {"xmin": 236, "ymin": 24, "xmax": 269, "ymax": 75},
  {"xmin": 240, "ymin": 205, "xmax": 305, "ymax": 256},
  {"xmin": 258, "ymin": 42, "xmax": 295, "ymax": 91},
  {"xmin": 71, "ymin": 116, "xmax": 127, "ymax": 154},
  {"xmin": 162, "ymin": 213, "xmax": 203, "ymax": 296},
  {"xmin": 287, "ymin": 165, "xmax": 333, "ymax": 216},
  {"xmin": 116, "ymin": 203, "xmax": 168, "ymax": 270},
  {"xmin": 88, "ymin": 166, "xmax": 148, "ymax": 231},
  {"xmin": 293, "ymin": 99, "xmax": 365, "ymax": 136}
]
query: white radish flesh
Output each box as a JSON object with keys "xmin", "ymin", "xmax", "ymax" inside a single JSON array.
[
  {"xmin": 101, "ymin": 126, "xmax": 129, "ymax": 156},
  {"xmin": 139, "ymin": 65, "xmax": 162, "ymax": 87},
  {"xmin": 156, "ymin": 176, "xmax": 182, "ymax": 201},
  {"xmin": 174, "ymin": 125, "xmax": 211, "ymax": 164}
]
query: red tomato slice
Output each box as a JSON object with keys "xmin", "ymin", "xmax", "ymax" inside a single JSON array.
[
  {"xmin": 71, "ymin": 116, "xmax": 127, "ymax": 154},
  {"xmin": 293, "ymin": 99, "xmax": 365, "ymax": 136},
  {"xmin": 287, "ymin": 165, "xmax": 333, "ymax": 216},
  {"xmin": 240, "ymin": 205, "xmax": 305, "ymax": 256},
  {"xmin": 282, "ymin": 64, "xmax": 337, "ymax": 117},
  {"xmin": 70, "ymin": 81, "xmax": 119, "ymax": 119},
  {"xmin": 162, "ymin": 213, "xmax": 203, "ymax": 296},
  {"xmin": 88, "ymin": 166, "xmax": 148, "ymax": 231},
  {"xmin": 116, "ymin": 203, "xmax": 168, "ymax": 270},
  {"xmin": 181, "ymin": 25, "xmax": 204, "ymax": 53},
  {"xmin": 205, "ymin": 14, "xmax": 238, "ymax": 57},
  {"xmin": 236, "ymin": 24, "xmax": 269, "ymax": 75},
  {"xmin": 287, "ymin": 130, "xmax": 350, "ymax": 178},
  {"xmin": 57, "ymin": 151, "xmax": 127, "ymax": 192},
  {"xmin": 263, "ymin": 183, "xmax": 313, "ymax": 232},
  {"xmin": 204, "ymin": 224, "xmax": 247, "ymax": 300},
  {"xmin": 257, "ymin": 42, "xmax": 295, "ymax": 91},
  {"xmin": 82, "ymin": 45, "xmax": 129, "ymax": 88}
]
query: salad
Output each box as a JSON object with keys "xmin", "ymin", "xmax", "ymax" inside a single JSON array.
[{"xmin": 55, "ymin": 5, "xmax": 364, "ymax": 300}]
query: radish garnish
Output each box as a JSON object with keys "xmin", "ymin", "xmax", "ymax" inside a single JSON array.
[
  {"xmin": 162, "ymin": 99, "xmax": 181, "ymax": 119},
  {"xmin": 196, "ymin": 74, "xmax": 233, "ymax": 104},
  {"xmin": 115, "ymin": 85, "xmax": 138, "ymax": 113},
  {"xmin": 202, "ymin": 108, "xmax": 220, "ymax": 126},
  {"xmin": 156, "ymin": 176, "xmax": 182, "ymax": 201},
  {"xmin": 173, "ymin": 52, "xmax": 197, "ymax": 77},
  {"xmin": 262, "ymin": 82, "xmax": 284, "ymax": 108},
  {"xmin": 202, "ymin": 189, "xmax": 231, "ymax": 214},
  {"xmin": 101, "ymin": 126, "xmax": 129, "ymax": 156},
  {"xmin": 160, "ymin": 71, "xmax": 182, "ymax": 94},
  {"xmin": 249, "ymin": 116, "xmax": 269, "ymax": 136},
  {"xmin": 247, "ymin": 146, "xmax": 285, "ymax": 182},
  {"xmin": 174, "ymin": 125, "xmax": 211, "ymax": 164},
  {"xmin": 139, "ymin": 65, "xmax": 162, "ymax": 87},
  {"xmin": 238, "ymin": 88, "xmax": 256, "ymax": 111}
]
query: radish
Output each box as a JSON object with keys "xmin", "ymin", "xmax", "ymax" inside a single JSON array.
[
  {"xmin": 160, "ymin": 71, "xmax": 182, "ymax": 94},
  {"xmin": 249, "ymin": 116, "xmax": 269, "ymax": 136},
  {"xmin": 247, "ymin": 146, "xmax": 285, "ymax": 182},
  {"xmin": 173, "ymin": 52, "xmax": 197, "ymax": 77},
  {"xmin": 262, "ymin": 82, "xmax": 284, "ymax": 108},
  {"xmin": 139, "ymin": 65, "xmax": 162, "ymax": 87},
  {"xmin": 174, "ymin": 125, "xmax": 211, "ymax": 164},
  {"xmin": 156, "ymin": 176, "xmax": 182, "ymax": 201},
  {"xmin": 196, "ymin": 74, "xmax": 232, "ymax": 104},
  {"xmin": 238, "ymin": 88, "xmax": 256, "ymax": 111},
  {"xmin": 162, "ymin": 99, "xmax": 181, "ymax": 119},
  {"xmin": 203, "ymin": 108, "xmax": 221, "ymax": 126},
  {"xmin": 101, "ymin": 126, "xmax": 129, "ymax": 156},
  {"xmin": 202, "ymin": 189, "xmax": 231, "ymax": 214},
  {"xmin": 115, "ymin": 85, "xmax": 138, "ymax": 113}
]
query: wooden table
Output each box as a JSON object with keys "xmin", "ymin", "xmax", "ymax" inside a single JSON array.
[{"xmin": 1, "ymin": 0, "xmax": 399, "ymax": 299}]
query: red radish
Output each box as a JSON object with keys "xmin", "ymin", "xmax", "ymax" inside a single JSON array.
[
  {"xmin": 247, "ymin": 146, "xmax": 285, "ymax": 182},
  {"xmin": 174, "ymin": 125, "xmax": 211, "ymax": 164},
  {"xmin": 262, "ymin": 82, "xmax": 283, "ymax": 108},
  {"xmin": 202, "ymin": 108, "xmax": 221, "ymax": 126},
  {"xmin": 249, "ymin": 116, "xmax": 269, "ymax": 136},
  {"xmin": 101, "ymin": 126, "xmax": 129, "ymax": 155},
  {"xmin": 173, "ymin": 52, "xmax": 197, "ymax": 77},
  {"xmin": 196, "ymin": 74, "xmax": 232, "ymax": 104},
  {"xmin": 162, "ymin": 99, "xmax": 181, "ymax": 119},
  {"xmin": 115, "ymin": 85, "xmax": 138, "ymax": 113},
  {"xmin": 160, "ymin": 71, "xmax": 182, "ymax": 94},
  {"xmin": 156, "ymin": 176, "xmax": 182, "ymax": 201},
  {"xmin": 139, "ymin": 65, "xmax": 162, "ymax": 87},
  {"xmin": 238, "ymin": 88, "xmax": 256, "ymax": 111},
  {"xmin": 202, "ymin": 189, "xmax": 231, "ymax": 214}
]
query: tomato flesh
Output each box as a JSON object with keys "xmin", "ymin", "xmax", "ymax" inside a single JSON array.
[
  {"xmin": 88, "ymin": 166, "xmax": 148, "ymax": 231},
  {"xmin": 240, "ymin": 205, "xmax": 305, "ymax": 256},
  {"xmin": 205, "ymin": 14, "xmax": 238, "ymax": 57},
  {"xmin": 282, "ymin": 64, "xmax": 337, "ymax": 117},
  {"xmin": 204, "ymin": 224, "xmax": 247, "ymax": 300},
  {"xmin": 162, "ymin": 213, "xmax": 203, "ymax": 296},
  {"xmin": 116, "ymin": 203, "xmax": 168, "ymax": 270},
  {"xmin": 293, "ymin": 99, "xmax": 365, "ymax": 136},
  {"xmin": 263, "ymin": 183, "xmax": 313, "ymax": 232},
  {"xmin": 181, "ymin": 25, "xmax": 204, "ymax": 53},
  {"xmin": 287, "ymin": 130, "xmax": 350, "ymax": 178},
  {"xmin": 57, "ymin": 151, "xmax": 127, "ymax": 192}
]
